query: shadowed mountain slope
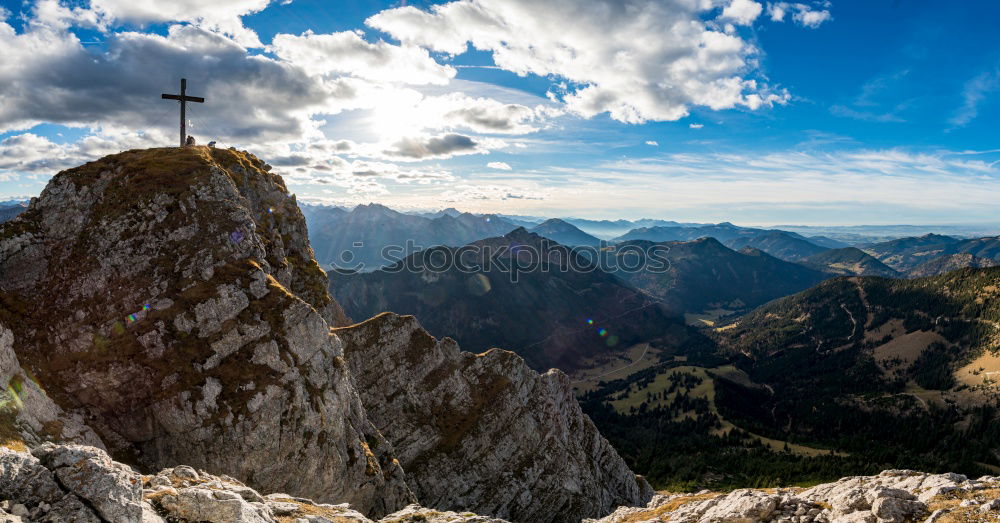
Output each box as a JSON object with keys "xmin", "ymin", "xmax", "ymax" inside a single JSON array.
[
  {"xmin": 609, "ymin": 238, "xmax": 829, "ymax": 316},
  {"xmin": 529, "ymin": 218, "xmax": 602, "ymax": 246},
  {"xmin": 803, "ymin": 247, "xmax": 902, "ymax": 277},
  {"xmin": 330, "ymin": 229, "xmax": 685, "ymax": 371},
  {"xmin": 723, "ymin": 230, "xmax": 829, "ymax": 261},
  {"xmin": 908, "ymin": 253, "xmax": 999, "ymax": 277}
]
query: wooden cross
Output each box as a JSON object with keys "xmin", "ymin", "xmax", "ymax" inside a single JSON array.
[{"xmin": 161, "ymin": 78, "xmax": 205, "ymax": 147}]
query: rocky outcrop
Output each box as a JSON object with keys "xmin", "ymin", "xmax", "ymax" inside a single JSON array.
[
  {"xmin": 0, "ymin": 322, "xmax": 104, "ymax": 450},
  {"xmin": 335, "ymin": 313, "xmax": 653, "ymax": 523},
  {"xmin": 590, "ymin": 470, "xmax": 1000, "ymax": 523},
  {"xmin": 0, "ymin": 443, "xmax": 501, "ymax": 523},
  {"xmin": 0, "ymin": 147, "xmax": 408, "ymax": 516}
]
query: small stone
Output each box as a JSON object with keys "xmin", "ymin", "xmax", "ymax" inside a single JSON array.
[
  {"xmin": 8, "ymin": 506, "xmax": 26, "ymax": 518},
  {"xmin": 267, "ymin": 501, "xmax": 300, "ymax": 516},
  {"xmin": 172, "ymin": 466, "xmax": 200, "ymax": 481},
  {"xmin": 980, "ymin": 499, "xmax": 1000, "ymax": 512}
]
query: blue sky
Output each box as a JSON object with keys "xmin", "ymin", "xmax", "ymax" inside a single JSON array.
[{"xmin": 1, "ymin": 0, "xmax": 999, "ymax": 225}]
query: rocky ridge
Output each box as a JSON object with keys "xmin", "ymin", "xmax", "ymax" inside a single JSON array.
[{"xmin": 336, "ymin": 313, "xmax": 652, "ymax": 523}]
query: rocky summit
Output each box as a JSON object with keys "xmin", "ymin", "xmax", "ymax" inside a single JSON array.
[
  {"xmin": 0, "ymin": 147, "xmax": 649, "ymax": 522},
  {"xmin": 0, "ymin": 147, "xmax": 409, "ymax": 516}
]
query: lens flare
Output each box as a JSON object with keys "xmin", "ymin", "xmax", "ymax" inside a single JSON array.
[{"xmin": 598, "ymin": 328, "xmax": 607, "ymax": 337}]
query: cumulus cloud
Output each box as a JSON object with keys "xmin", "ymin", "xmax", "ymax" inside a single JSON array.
[
  {"xmin": 270, "ymin": 30, "xmax": 456, "ymax": 84},
  {"xmin": 0, "ymin": 22, "xmax": 364, "ymax": 142},
  {"xmin": 487, "ymin": 161, "xmax": 512, "ymax": 170},
  {"xmin": 366, "ymin": 92, "xmax": 560, "ymax": 138},
  {"xmin": 367, "ymin": 0, "xmax": 792, "ymax": 124},
  {"xmin": 0, "ymin": 129, "xmax": 165, "ymax": 174},
  {"xmin": 720, "ymin": 0, "xmax": 763, "ymax": 26},
  {"xmin": 689, "ymin": 123, "xmax": 704, "ymax": 129},
  {"xmin": 645, "ymin": 140, "xmax": 659, "ymax": 146},
  {"xmin": 767, "ymin": 2, "xmax": 832, "ymax": 28},
  {"xmin": 36, "ymin": 0, "xmax": 275, "ymax": 46}
]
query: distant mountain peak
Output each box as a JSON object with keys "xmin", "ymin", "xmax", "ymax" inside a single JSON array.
[{"xmin": 503, "ymin": 226, "xmax": 544, "ymax": 242}]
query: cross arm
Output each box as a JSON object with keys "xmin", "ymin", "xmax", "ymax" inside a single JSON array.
[{"xmin": 161, "ymin": 94, "xmax": 205, "ymax": 103}]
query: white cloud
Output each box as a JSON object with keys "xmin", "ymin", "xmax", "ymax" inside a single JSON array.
[
  {"xmin": 689, "ymin": 123, "xmax": 704, "ymax": 129},
  {"xmin": 270, "ymin": 30, "xmax": 456, "ymax": 85},
  {"xmin": 371, "ymin": 93, "xmax": 558, "ymax": 137},
  {"xmin": 949, "ymin": 68, "xmax": 1000, "ymax": 129},
  {"xmin": 720, "ymin": 0, "xmax": 763, "ymax": 26},
  {"xmin": 767, "ymin": 2, "xmax": 832, "ymax": 28},
  {"xmin": 645, "ymin": 140, "xmax": 659, "ymax": 146},
  {"xmin": 487, "ymin": 161, "xmax": 512, "ymax": 170},
  {"xmin": 0, "ymin": 129, "xmax": 166, "ymax": 174},
  {"xmin": 0, "ymin": 22, "xmax": 363, "ymax": 142},
  {"xmin": 368, "ymin": 0, "xmax": 793, "ymax": 124},
  {"xmin": 99, "ymin": 0, "xmax": 272, "ymax": 46}
]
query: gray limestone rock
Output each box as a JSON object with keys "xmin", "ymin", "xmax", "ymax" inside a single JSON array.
[{"xmin": 336, "ymin": 312, "xmax": 651, "ymax": 523}]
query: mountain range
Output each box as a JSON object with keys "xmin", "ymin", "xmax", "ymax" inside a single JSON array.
[
  {"xmin": 330, "ymin": 228, "xmax": 685, "ymax": 371},
  {"xmin": 299, "ymin": 202, "xmax": 1000, "ymax": 282},
  {"xmin": 863, "ymin": 233, "xmax": 1000, "ymax": 273},
  {"xmin": 0, "ymin": 200, "xmax": 27, "ymax": 224},
  {"xmin": 303, "ymin": 202, "xmax": 517, "ymax": 270}
]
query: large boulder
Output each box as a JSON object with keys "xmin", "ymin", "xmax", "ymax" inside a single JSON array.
[
  {"xmin": 336, "ymin": 313, "xmax": 652, "ymax": 523},
  {"xmin": 0, "ymin": 444, "xmax": 162, "ymax": 522},
  {"xmin": 0, "ymin": 147, "xmax": 408, "ymax": 516}
]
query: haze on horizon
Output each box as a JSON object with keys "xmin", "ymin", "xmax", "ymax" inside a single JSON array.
[{"xmin": 1, "ymin": 0, "xmax": 998, "ymax": 225}]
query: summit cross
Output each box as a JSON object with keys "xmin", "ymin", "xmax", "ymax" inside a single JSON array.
[{"xmin": 160, "ymin": 78, "xmax": 205, "ymax": 147}]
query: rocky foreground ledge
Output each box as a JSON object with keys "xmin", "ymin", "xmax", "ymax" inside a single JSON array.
[
  {"xmin": 2, "ymin": 443, "xmax": 999, "ymax": 523},
  {"xmin": 588, "ymin": 470, "xmax": 1000, "ymax": 523},
  {"xmin": 0, "ymin": 443, "xmax": 505, "ymax": 523}
]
